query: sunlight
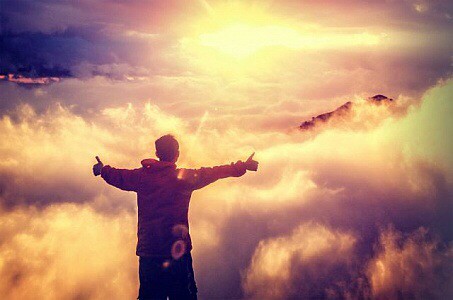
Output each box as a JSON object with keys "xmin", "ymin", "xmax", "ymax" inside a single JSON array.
[
  {"xmin": 198, "ymin": 23, "xmax": 383, "ymax": 58},
  {"xmin": 180, "ymin": 0, "xmax": 386, "ymax": 78},
  {"xmin": 199, "ymin": 24, "xmax": 303, "ymax": 58},
  {"xmin": 199, "ymin": 23, "xmax": 382, "ymax": 58}
]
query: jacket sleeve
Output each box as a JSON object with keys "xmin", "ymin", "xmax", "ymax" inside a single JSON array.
[
  {"xmin": 181, "ymin": 161, "xmax": 247, "ymax": 190},
  {"xmin": 101, "ymin": 165, "xmax": 142, "ymax": 192}
]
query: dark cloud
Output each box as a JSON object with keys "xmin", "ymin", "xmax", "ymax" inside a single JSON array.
[
  {"xmin": 0, "ymin": 26, "xmax": 163, "ymax": 79},
  {"xmin": 0, "ymin": 0, "xmax": 187, "ymax": 34}
]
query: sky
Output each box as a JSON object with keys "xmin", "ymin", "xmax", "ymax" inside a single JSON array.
[{"xmin": 0, "ymin": 0, "xmax": 452, "ymax": 299}]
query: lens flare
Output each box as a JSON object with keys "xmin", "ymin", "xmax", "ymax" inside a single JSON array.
[{"xmin": 171, "ymin": 240, "xmax": 186, "ymax": 260}]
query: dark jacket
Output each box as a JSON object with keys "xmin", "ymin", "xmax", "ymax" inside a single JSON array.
[{"xmin": 101, "ymin": 158, "xmax": 246, "ymax": 257}]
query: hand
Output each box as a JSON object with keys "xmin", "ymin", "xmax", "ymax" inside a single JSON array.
[
  {"xmin": 244, "ymin": 152, "xmax": 258, "ymax": 171},
  {"xmin": 93, "ymin": 156, "xmax": 104, "ymax": 176}
]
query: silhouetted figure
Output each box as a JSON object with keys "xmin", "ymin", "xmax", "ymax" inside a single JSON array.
[{"xmin": 93, "ymin": 135, "xmax": 258, "ymax": 300}]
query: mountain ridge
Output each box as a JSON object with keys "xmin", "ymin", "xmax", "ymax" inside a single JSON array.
[{"xmin": 300, "ymin": 95, "xmax": 393, "ymax": 130}]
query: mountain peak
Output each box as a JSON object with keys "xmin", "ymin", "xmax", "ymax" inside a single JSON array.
[
  {"xmin": 368, "ymin": 94, "xmax": 393, "ymax": 103},
  {"xmin": 300, "ymin": 95, "xmax": 392, "ymax": 130}
]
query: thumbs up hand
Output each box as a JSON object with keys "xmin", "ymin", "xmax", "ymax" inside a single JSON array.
[
  {"xmin": 93, "ymin": 156, "xmax": 104, "ymax": 176},
  {"xmin": 245, "ymin": 152, "xmax": 258, "ymax": 171}
]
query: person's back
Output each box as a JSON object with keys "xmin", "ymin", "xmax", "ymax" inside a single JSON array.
[
  {"xmin": 93, "ymin": 135, "xmax": 258, "ymax": 299},
  {"xmin": 136, "ymin": 159, "xmax": 188, "ymax": 258}
]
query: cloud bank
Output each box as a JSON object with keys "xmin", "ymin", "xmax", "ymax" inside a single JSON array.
[{"xmin": 0, "ymin": 79, "xmax": 451, "ymax": 299}]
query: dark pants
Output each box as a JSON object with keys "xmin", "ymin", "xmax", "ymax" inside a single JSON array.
[{"xmin": 138, "ymin": 253, "xmax": 198, "ymax": 300}]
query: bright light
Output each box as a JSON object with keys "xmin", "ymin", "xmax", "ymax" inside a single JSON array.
[
  {"xmin": 179, "ymin": 1, "xmax": 386, "ymax": 77},
  {"xmin": 198, "ymin": 23, "xmax": 382, "ymax": 58},
  {"xmin": 199, "ymin": 24, "xmax": 304, "ymax": 58}
]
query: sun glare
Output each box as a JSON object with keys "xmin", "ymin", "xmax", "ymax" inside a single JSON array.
[
  {"xmin": 177, "ymin": 1, "xmax": 386, "ymax": 80},
  {"xmin": 184, "ymin": 2, "xmax": 384, "ymax": 60},
  {"xmin": 198, "ymin": 23, "xmax": 383, "ymax": 58},
  {"xmin": 199, "ymin": 24, "xmax": 304, "ymax": 58}
]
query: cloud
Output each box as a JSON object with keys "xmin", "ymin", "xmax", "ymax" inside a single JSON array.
[
  {"xmin": 367, "ymin": 226, "xmax": 452, "ymax": 299},
  {"xmin": 242, "ymin": 223, "xmax": 363, "ymax": 299},
  {"xmin": 0, "ymin": 103, "xmax": 115, "ymax": 210},
  {"xmin": 0, "ymin": 99, "xmax": 196, "ymax": 212},
  {"xmin": 0, "ymin": 204, "xmax": 138, "ymax": 299},
  {"xmin": 1, "ymin": 0, "xmax": 451, "ymax": 104},
  {"xmin": 189, "ymin": 81, "xmax": 453, "ymax": 298},
  {"xmin": 276, "ymin": 0, "xmax": 453, "ymax": 29},
  {"xmin": 0, "ymin": 0, "xmax": 188, "ymax": 34},
  {"xmin": 0, "ymin": 35, "xmax": 452, "ymax": 299},
  {"xmin": 0, "ymin": 27, "xmax": 173, "ymax": 80}
]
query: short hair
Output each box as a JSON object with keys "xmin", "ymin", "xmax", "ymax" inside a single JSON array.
[{"xmin": 155, "ymin": 135, "xmax": 179, "ymax": 162}]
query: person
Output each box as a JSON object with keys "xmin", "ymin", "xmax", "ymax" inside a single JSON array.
[{"xmin": 92, "ymin": 134, "xmax": 258, "ymax": 300}]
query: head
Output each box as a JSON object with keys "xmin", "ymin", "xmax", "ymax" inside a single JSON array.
[{"xmin": 155, "ymin": 134, "xmax": 179, "ymax": 163}]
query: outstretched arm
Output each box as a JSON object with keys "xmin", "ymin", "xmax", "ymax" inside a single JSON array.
[
  {"xmin": 93, "ymin": 156, "xmax": 141, "ymax": 192},
  {"xmin": 182, "ymin": 152, "xmax": 259, "ymax": 190}
]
